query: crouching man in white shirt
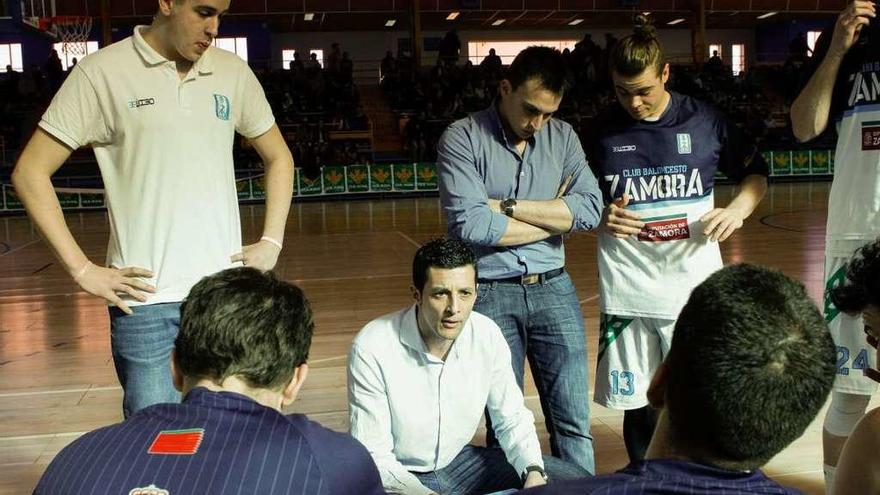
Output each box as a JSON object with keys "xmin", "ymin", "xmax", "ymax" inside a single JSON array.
[{"xmin": 347, "ymin": 237, "xmax": 588, "ymax": 495}]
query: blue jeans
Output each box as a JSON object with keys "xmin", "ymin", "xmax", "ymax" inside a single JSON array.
[
  {"xmin": 412, "ymin": 445, "xmax": 588, "ymax": 494},
  {"xmin": 109, "ymin": 303, "xmax": 182, "ymax": 418},
  {"xmin": 475, "ymin": 271, "xmax": 595, "ymax": 474}
]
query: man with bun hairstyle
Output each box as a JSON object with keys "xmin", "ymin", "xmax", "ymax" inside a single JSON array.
[{"xmin": 586, "ymin": 15, "xmax": 768, "ymax": 461}]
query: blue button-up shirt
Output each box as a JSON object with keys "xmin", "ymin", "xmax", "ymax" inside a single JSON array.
[{"xmin": 438, "ymin": 104, "xmax": 602, "ymax": 279}]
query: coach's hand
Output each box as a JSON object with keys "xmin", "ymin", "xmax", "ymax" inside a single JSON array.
[
  {"xmin": 830, "ymin": 0, "xmax": 876, "ymax": 58},
  {"xmin": 73, "ymin": 262, "xmax": 155, "ymax": 315},
  {"xmin": 700, "ymin": 207, "xmax": 745, "ymax": 242},
  {"xmin": 602, "ymin": 194, "xmax": 644, "ymax": 238},
  {"xmin": 232, "ymin": 240, "xmax": 281, "ymax": 272}
]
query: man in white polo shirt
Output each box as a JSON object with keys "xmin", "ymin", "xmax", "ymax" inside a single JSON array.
[{"xmin": 11, "ymin": 0, "xmax": 294, "ymax": 417}]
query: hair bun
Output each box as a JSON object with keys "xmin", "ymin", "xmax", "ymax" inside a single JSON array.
[{"xmin": 632, "ymin": 14, "xmax": 656, "ymax": 39}]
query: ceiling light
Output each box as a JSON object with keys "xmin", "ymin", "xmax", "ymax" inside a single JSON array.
[
  {"xmin": 446, "ymin": 12, "xmax": 459, "ymax": 20},
  {"xmin": 304, "ymin": 12, "xmax": 314, "ymax": 21},
  {"xmin": 569, "ymin": 19, "xmax": 584, "ymax": 26},
  {"xmin": 492, "ymin": 19, "xmax": 505, "ymax": 26},
  {"xmin": 385, "ymin": 19, "xmax": 396, "ymax": 27},
  {"xmin": 642, "ymin": 11, "xmax": 651, "ymax": 16},
  {"xmin": 667, "ymin": 18, "xmax": 685, "ymax": 25},
  {"xmin": 757, "ymin": 11, "xmax": 778, "ymax": 19}
]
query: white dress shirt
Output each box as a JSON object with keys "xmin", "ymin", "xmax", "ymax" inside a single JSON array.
[{"xmin": 348, "ymin": 305, "xmax": 544, "ymax": 495}]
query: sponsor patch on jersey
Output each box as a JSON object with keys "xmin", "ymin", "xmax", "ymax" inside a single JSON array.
[
  {"xmin": 676, "ymin": 133, "xmax": 692, "ymax": 154},
  {"xmin": 128, "ymin": 484, "xmax": 169, "ymax": 495},
  {"xmin": 639, "ymin": 213, "xmax": 690, "ymax": 242},
  {"xmin": 148, "ymin": 428, "xmax": 204, "ymax": 455},
  {"xmin": 127, "ymin": 97, "xmax": 155, "ymax": 109},
  {"xmin": 213, "ymin": 93, "xmax": 231, "ymax": 121},
  {"xmin": 612, "ymin": 145, "xmax": 637, "ymax": 153},
  {"xmin": 862, "ymin": 121, "xmax": 880, "ymax": 150}
]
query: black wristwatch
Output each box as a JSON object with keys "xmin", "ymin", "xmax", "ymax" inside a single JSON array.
[
  {"xmin": 522, "ymin": 464, "xmax": 548, "ymax": 483},
  {"xmin": 500, "ymin": 198, "xmax": 517, "ymax": 217}
]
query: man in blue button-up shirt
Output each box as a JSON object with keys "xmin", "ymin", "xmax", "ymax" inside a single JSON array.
[{"xmin": 437, "ymin": 46, "xmax": 602, "ymax": 474}]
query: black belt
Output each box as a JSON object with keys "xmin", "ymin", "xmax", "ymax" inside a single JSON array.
[{"xmin": 479, "ymin": 267, "xmax": 565, "ymax": 285}]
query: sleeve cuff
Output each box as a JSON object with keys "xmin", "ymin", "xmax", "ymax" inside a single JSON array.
[
  {"xmin": 486, "ymin": 211, "xmax": 510, "ymax": 244},
  {"xmin": 38, "ymin": 120, "xmax": 81, "ymax": 150},
  {"xmin": 240, "ymin": 116, "xmax": 276, "ymax": 139}
]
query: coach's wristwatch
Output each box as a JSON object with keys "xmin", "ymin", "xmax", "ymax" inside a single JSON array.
[
  {"xmin": 521, "ymin": 464, "xmax": 548, "ymax": 484},
  {"xmin": 500, "ymin": 198, "xmax": 517, "ymax": 217}
]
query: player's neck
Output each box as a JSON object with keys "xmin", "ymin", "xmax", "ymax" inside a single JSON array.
[
  {"xmin": 141, "ymin": 24, "xmax": 194, "ymax": 78},
  {"xmin": 642, "ymin": 90, "xmax": 671, "ymax": 122},
  {"xmin": 184, "ymin": 376, "xmax": 286, "ymax": 411}
]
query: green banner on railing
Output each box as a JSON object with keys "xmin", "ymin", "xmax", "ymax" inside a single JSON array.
[
  {"xmin": 393, "ymin": 163, "xmax": 416, "ymax": 191},
  {"xmin": 322, "ymin": 166, "xmax": 346, "ymax": 194},
  {"xmin": 811, "ymin": 150, "xmax": 831, "ymax": 174},
  {"xmin": 370, "ymin": 164, "xmax": 393, "ymax": 191},
  {"xmin": 347, "ymin": 165, "xmax": 370, "ymax": 192},
  {"xmin": 416, "ymin": 162, "xmax": 438, "ymax": 190},
  {"xmin": 251, "ymin": 176, "xmax": 267, "ymax": 200},
  {"xmin": 772, "ymin": 151, "xmax": 792, "ymax": 175},
  {"xmin": 792, "ymin": 150, "xmax": 811, "ymax": 175},
  {"xmin": 298, "ymin": 172, "xmax": 323, "ymax": 196}
]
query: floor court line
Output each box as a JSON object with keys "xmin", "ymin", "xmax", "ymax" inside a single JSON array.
[{"xmin": 396, "ymin": 231, "xmax": 422, "ymax": 249}]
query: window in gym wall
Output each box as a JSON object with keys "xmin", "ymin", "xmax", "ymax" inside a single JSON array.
[
  {"xmin": 731, "ymin": 43, "xmax": 745, "ymax": 75},
  {"xmin": 213, "ymin": 37, "xmax": 248, "ymax": 61},
  {"xmin": 0, "ymin": 43, "xmax": 23, "ymax": 72},
  {"xmin": 282, "ymin": 49, "xmax": 297, "ymax": 69},
  {"xmin": 468, "ymin": 40, "xmax": 577, "ymax": 66},
  {"xmin": 807, "ymin": 30, "xmax": 822, "ymax": 55},
  {"xmin": 53, "ymin": 41, "xmax": 99, "ymax": 70}
]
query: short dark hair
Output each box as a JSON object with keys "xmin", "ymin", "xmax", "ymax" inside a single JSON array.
[
  {"xmin": 505, "ymin": 46, "xmax": 570, "ymax": 94},
  {"xmin": 665, "ymin": 264, "xmax": 835, "ymax": 471},
  {"xmin": 610, "ymin": 14, "xmax": 665, "ymax": 77},
  {"xmin": 176, "ymin": 267, "xmax": 314, "ymax": 390},
  {"xmin": 412, "ymin": 238, "xmax": 477, "ymax": 291},
  {"xmin": 830, "ymin": 238, "xmax": 880, "ymax": 314}
]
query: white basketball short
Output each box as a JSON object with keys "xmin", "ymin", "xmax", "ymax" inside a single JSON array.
[
  {"xmin": 594, "ymin": 313, "xmax": 676, "ymax": 410},
  {"xmin": 825, "ymin": 254, "xmax": 878, "ymax": 395}
]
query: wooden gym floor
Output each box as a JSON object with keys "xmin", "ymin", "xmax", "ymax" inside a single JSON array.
[{"xmin": 0, "ymin": 181, "xmax": 872, "ymax": 494}]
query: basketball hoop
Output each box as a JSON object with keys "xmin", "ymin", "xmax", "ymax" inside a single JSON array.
[{"xmin": 51, "ymin": 16, "xmax": 93, "ymax": 58}]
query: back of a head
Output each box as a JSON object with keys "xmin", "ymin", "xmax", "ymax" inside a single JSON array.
[
  {"xmin": 665, "ymin": 264, "xmax": 836, "ymax": 470},
  {"xmin": 830, "ymin": 238, "xmax": 880, "ymax": 314},
  {"xmin": 610, "ymin": 14, "xmax": 665, "ymax": 77},
  {"xmin": 505, "ymin": 45, "xmax": 569, "ymax": 94},
  {"xmin": 176, "ymin": 267, "xmax": 314, "ymax": 390},
  {"xmin": 412, "ymin": 238, "xmax": 477, "ymax": 291}
]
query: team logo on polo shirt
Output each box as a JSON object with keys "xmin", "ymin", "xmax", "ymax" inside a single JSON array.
[
  {"xmin": 147, "ymin": 428, "xmax": 204, "ymax": 455},
  {"xmin": 676, "ymin": 133, "xmax": 692, "ymax": 154},
  {"xmin": 214, "ymin": 94, "xmax": 231, "ymax": 121},
  {"xmin": 862, "ymin": 121, "xmax": 880, "ymax": 150},
  {"xmin": 638, "ymin": 213, "xmax": 690, "ymax": 242},
  {"xmin": 128, "ymin": 485, "xmax": 169, "ymax": 495}
]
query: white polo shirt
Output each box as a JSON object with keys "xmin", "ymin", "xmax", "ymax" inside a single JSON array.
[{"xmin": 39, "ymin": 26, "xmax": 275, "ymax": 305}]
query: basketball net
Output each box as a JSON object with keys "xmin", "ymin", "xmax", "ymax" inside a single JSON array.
[{"xmin": 52, "ymin": 16, "xmax": 93, "ymax": 58}]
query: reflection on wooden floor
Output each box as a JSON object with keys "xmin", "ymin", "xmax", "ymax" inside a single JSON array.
[{"xmin": 0, "ymin": 182, "xmax": 870, "ymax": 494}]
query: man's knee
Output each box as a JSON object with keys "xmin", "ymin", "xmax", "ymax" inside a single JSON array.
[{"xmin": 824, "ymin": 391, "xmax": 872, "ymax": 437}]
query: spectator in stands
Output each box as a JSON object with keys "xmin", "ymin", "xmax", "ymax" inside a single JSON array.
[
  {"xmin": 339, "ymin": 51, "xmax": 354, "ymax": 82},
  {"xmin": 480, "ymin": 48, "xmax": 503, "ymax": 75},
  {"xmin": 525, "ymin": 264, "xmax": 836, "ymax": 494},
  {"xmin": 439, "ymin": 29, "xmax": 462, "ymax": 65},
  {"xmin": 327, "ymin": 42, "xmax": 342, "ymax": 74},
  {"xmin": 35, "ymin": 268, "xmax": 384, "ymax": 495},
  {"xmin": 348, "ymin": 238, "xmax": 587, "ymax": 494},
  {"xmin": 789, "ymin": 32, "xmax": 812, "ymax": 63},
  {"xmin": 706, "ymin": 49, "xmax": 724, "ymax": 75},
  {"xmin": 381, "ymin": 50, "xmax": 397, "ymax": 79},
  {"xmin": 832, "ymin": 238, "xmax": 880, "ymax": 494},
  {"xmin": 44, "ymin": 49, "xmax": 63, "ymax": 93}
]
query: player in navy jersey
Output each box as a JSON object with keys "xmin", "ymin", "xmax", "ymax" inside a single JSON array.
[
  {"xmin": 587, "ymin": 15, "xmax": 768, "ymax": 462},
  {"xmin": 34, "ymin": 268, "xmax": 383, "ymax": 495},
  {"xmin": 791, "ymin": 3, "xmax": 880, "ymax": 491},
  {"xmin": 523, "ymin": 264, "xmax": 836, "ymax": 495}
]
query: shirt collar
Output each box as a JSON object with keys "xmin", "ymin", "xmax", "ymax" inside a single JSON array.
[{"xmin": 132, "ymin": 25, "xmax": 215, "ymax": 74}]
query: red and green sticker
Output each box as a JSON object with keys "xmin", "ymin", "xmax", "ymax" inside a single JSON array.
[{"xmin": 148, "ymin": 428, "xmax": 204, "ymax": 455}]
